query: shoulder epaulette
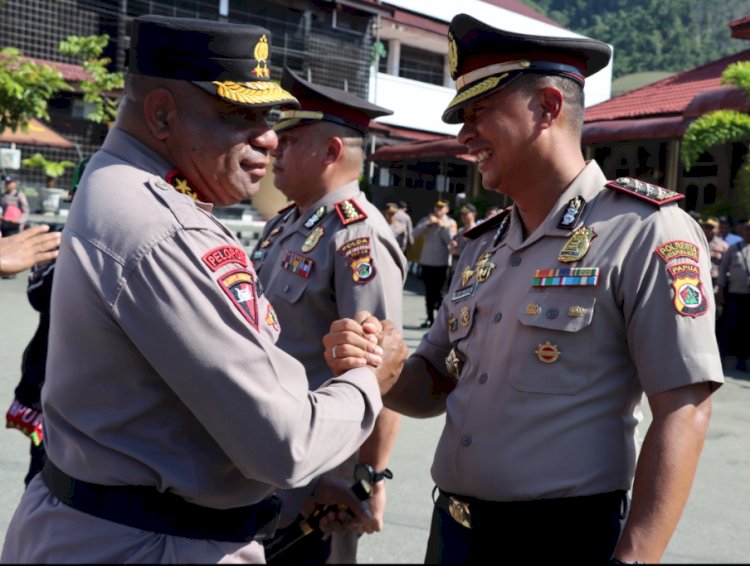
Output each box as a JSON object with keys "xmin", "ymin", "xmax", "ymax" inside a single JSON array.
[
  {"xmin": 606, "ymin": 177, "xmax": 683, "ymax": 206},
  {"xmin": 465, "ymin": 208, "xmax": 510, "ymax": 240},
  {"xmin": 334, "ymin": 198, "xmax": 368, "ymax": 225}
]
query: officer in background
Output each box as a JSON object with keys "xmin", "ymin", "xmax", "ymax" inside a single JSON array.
[
  {"xmin": 413, "ymin": 199, "xmax": 457, "ymax": 328},
  {"xmin": 717, "ymin": 219, "xmax": 750, "ymax": 372},
  {"xmin": 448, "ymin": 202, "xmax": 477, "ymax": 282},
  {"xmin": 329, "ymin": 14, "xmax": 723, "ymax": 563},
  {"xmin": 1, "ymin": 16, "xmax": 407, "ymax": 564},
  {"xmin": 252, "ymin": 66, "xmax": 406, "ymax": 564}
]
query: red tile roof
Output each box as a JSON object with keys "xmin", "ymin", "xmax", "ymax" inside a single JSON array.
[
  {"xmin": 729, "ymin": 14, "xmax": 750, "ymax": 39},
  {"xmin": 0, "ymin": 118, "xmax": 74, "ymax": 148},
  {"xmin": 584, "ymin": 48, "xmax": 750, "ymax": 122},
  {"xmin": 26, "ymin": 57, "xmax": 90, "ymax": 82},
  {"xmin": 368, "ymin": 137, "xmax": 474, "ymax": 162}
]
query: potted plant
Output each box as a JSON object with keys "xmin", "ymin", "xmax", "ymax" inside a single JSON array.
[{"xmin": 21, "ymin": 153, "xmax": 75, "ymax": 214}]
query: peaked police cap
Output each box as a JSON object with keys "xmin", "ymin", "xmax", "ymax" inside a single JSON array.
[
  {"xmin": 443, "ymin": 13, "xmax": 611, "ymax": 123},
  {"xmin": 128, "ymin": 15, "xmax": 299, "ymax": 109},
  {"xmin": 273, "ymin": 66, "xmax": 393, "ymax": 135}
]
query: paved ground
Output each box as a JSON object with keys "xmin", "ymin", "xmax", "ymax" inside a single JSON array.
[{"xmin": 1, "ymin": 267, "xmax": 749, "ymax": 562}]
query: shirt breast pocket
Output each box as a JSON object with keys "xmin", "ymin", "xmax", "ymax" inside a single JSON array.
[{"xmin": 509, "ymin": 291, "xmax": 596, "ymax": 395}]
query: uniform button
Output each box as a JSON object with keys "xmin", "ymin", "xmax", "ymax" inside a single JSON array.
[
  {"xmin": 509, "ymin": 255, "xmax": 522, "ymax": 267},
  {"xmin": 479, "ymin": 373, "xmax": 488, "ymax": 384},
  {"xmin": 283, "ymin": 284, "xmax": 290, "ymax": 293},
  {"xmin": 493, "ymin": 312, "xmax": 503, "ymax": 323},
  {"xmin": 460, "ymin": 435, "xmax": 472, "ymax": 446},
  {"xmin": 546, "ymin": 308, "xmax": 559, "ymax": 319}
]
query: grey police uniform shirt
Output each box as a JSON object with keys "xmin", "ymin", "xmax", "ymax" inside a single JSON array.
[
  {"xmin": 415, "ymin": 161, "xmax": 724, "ymax": 502},
  {"xmin": 413, "ymin": 215, "xmax": 456, "ymax": 267},
  {"xmin": 252, "ymin": 180, "xmax": 407, "ymax": 390},
  {"xmin": 41, "ymin": 127, "xmax": 383, "ymax": 509}
]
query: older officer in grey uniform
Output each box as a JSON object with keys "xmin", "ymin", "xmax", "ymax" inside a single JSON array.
[
  {"xmin": 252, "ymin": 67, "xmax": 406, "ymax": 564},
  {"xmin": 330, "ymin": 14, "xmax": 724, "ymax": 565},
  {"xmin": 1, "ymin": 16, "xmax": 407, "ymax": 564}
]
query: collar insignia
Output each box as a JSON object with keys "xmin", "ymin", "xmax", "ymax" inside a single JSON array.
[
  {"xmin": 165, "ymin": 168, "xmax": 204, "ymax": 201},
  {"xmin": 304, "ymin": 205, "xmax": 327, "ymax": 229},
  {"xmin": 558, "ymin": 196, "xmax": 586, "ymax": 230}
]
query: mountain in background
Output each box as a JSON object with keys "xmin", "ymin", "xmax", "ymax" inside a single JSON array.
[{"xmin": 524, "ymin": 0, "xmax": 750, "ymax": 79}]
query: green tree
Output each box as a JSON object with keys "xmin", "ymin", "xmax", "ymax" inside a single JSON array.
[
  {"xmin": 58, "ymin": 34, "xmax": 124, "ymax": 124},
  {"xmin": 21, "ymin": 152, "xmax": 75, "ymax": 186},
  {"xmin": 681, "ymin": 61, "xmax": 750, "ymax": 217},
  {"xmin": 0, "ymin": 47, "xmax": 71, "ymax": 132}
]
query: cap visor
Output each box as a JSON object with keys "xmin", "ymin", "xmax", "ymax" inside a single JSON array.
[
  {"xmin": 193, "ymin": 80, "xmax": 300, "ymax": 109},
  {"xmin": 442, "ymin": 72, "xmax": 520, "ymax": 124}
]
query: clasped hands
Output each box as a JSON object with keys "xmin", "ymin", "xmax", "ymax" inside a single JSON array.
[{"xmin": 323, "ymin": 310, "xmax": 407, "ymax": 396}]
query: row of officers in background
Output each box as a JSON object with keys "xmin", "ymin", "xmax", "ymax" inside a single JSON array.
[
  {"xmin": 698, "ymin": 215, "xmax": 750, "ymax": 371},
  {"xmin": 1, "ymin": 10, "xmax": 727, "ymax": 566}
]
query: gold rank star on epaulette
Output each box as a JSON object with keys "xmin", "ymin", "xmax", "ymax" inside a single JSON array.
[
  {"xmin": 165, "ymin": 168, "xmax": 204, "ymax": 201},
  {"xmin": 334, "ymin": 198, "xmax": 368, "ymax": 225},
  {"xmin": 606, "ymin": 177, "xmax": 684, "ymax": 206}
]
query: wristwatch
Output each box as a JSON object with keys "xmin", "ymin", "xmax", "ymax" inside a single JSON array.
[{"xmin": 354, "ymin": 463, "xmax": 393, "ymax": 485}]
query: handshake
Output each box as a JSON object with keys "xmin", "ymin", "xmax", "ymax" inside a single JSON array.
[{"xmin": 323, "ymin": 311, "xmax": 408, "ymax": 396}]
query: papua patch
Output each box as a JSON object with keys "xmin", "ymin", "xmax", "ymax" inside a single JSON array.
[
  {"xmin": 202, "ymin": 245, "xmax": 248, "ymax": 272},
  {"xmin": 338, "ymin": 237, "xmax": 376, "ymax": 284},
  {"xmin": 668, "ymin": 263, "xmax": 708, "ymax": 317},
  {"xmin": 282, "ymin": 250, "xmax": 314, "ymax": 279},
  {"xmin": 655, "ymin": 240, "xmax": 699, "ymax": 264},
  {"xmin": 219, "ymin": 269, "xmax": 259, "ymax": 330}
]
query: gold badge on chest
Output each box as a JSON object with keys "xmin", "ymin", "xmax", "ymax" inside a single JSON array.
[
  {"xmin": 558, "ymin": 226, "xmax": 597, "ymax": 263},
  {"xmin": 302, "ymin": 226, "xmax": 324, "ymax": 253}
]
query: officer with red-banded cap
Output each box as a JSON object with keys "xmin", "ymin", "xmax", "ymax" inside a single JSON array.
[
  {"xmin": 1, "ymin": 15, "xmax": 407, "ymax": 564},
  {"xmin": 328, "ymin": 13, "xmax": 724, "ymax": 564},
  {"xmin": 252, "ymin": 66, "xmax": 406, "ymax": 564}
]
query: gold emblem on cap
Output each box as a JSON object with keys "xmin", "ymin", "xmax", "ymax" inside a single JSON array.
[
  {"xmin": 568, "ymin": 305, "xmax": 584, "ymax": 317},
  {"xmin": 558, "ymin": 226, "xmax": 597, "ymax": 263},
  {"xmin": 253, "ymin": 34, "xmax": 270, "ymax": 78},
  {"xmin": 302, "ymin": 226, "xmax": 324, "ymax": 253},
  {"xmin": 535, "ymin": 341, "xmax": 560, "ymax": 364},
  {"xmin": 525, "ymin": 303, "xmax": 541, "ymax": 315},
  {"xmin": 448, "ymin": 33, "xmax": 458, "ymax": 76}
]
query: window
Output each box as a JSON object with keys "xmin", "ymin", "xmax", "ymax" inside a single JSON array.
[{"xmin": 399, "ymin": 45, "xmax": 444, "ymax": 86}]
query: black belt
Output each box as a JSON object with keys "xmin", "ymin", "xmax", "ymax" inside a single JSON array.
[
  {"xmin": 41, "ymin": 459, "xmax": 281, "ymax": 542},
  {"xmin": 435, "ymin": 487, "xmax": 627, "ymax": 529}
]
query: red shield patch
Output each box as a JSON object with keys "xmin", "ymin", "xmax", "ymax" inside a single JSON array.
[{"xmin": 219, "ymin": 269, "xmax": 259, "ymax": 330}]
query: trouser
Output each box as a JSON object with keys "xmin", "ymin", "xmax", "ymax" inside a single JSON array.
[
  {"xmin": 425, "ymin": 488, "xmax": 628, "ymax": 563},
  {"xmin": 420, "ymin": 265, "xmax": 450, "ymax": 322}
]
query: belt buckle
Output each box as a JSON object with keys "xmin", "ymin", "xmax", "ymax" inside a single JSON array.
[{"xmin": 448, "ymin": 496, "xmax": 471, "ymax": 529}]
